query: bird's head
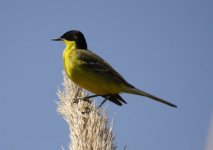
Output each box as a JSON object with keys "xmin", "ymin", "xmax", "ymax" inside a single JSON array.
[{"xmin": 52, "ymin": 30, "xmax": 87, "ymax": 49}]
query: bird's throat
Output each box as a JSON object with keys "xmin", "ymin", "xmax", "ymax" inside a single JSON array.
[
  {"xmin": 64, "ymin": 40, "xmax": 77, "ymax": 50},
  {"xmin": 63, "ymin": 40, "xmax": 76, "ymax": 78}
]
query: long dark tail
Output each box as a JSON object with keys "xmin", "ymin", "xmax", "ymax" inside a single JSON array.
[{"xmin": 126, "ymin": 87, "xmax": 177, "ymax": 108}]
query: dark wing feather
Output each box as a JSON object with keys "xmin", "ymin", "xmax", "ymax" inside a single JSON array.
[
  {"xmin": 102, "ymin": 94, "xmax": 127, "ymax": 106},
  {"xmin": 76, "ymin": 49, "xmax": 134, "ymax": 88}
]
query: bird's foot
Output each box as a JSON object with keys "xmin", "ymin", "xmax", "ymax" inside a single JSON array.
[{"xmin": 73, "ymin": 94, "xmax": 101, "ymax": 103}]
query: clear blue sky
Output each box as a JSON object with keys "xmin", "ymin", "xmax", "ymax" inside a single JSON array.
[{"xmin": 0, "ymin": 0, "xmax": 213, "ymax": 150}]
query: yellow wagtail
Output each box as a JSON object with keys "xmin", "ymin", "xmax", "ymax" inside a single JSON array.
[{"xmin": 53, "ymin": 30, "xmax": 177, "ymax": 108}]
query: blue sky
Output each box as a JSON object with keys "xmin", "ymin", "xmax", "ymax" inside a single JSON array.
[{"xmin": 0, "ymin": 0, "xmax": 213, "ymax": 150}]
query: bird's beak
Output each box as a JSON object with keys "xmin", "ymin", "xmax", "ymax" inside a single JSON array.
[{"xmin": 52, "ymin": 37, "xmax": 63, "ymax": 41}]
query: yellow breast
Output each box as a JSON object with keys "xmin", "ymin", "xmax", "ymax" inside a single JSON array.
[
  {"xmin": 62, "ymin": 41, "xmax": 123, "ymax": 95},
  {"xmin": 62, "ymin": 40, "xmax": 78, "ymax": 78}
]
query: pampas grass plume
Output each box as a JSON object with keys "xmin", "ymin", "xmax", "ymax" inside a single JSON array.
[{"xmin": 57, "ymin": 73, "xmax": 116, "ymax": 150}]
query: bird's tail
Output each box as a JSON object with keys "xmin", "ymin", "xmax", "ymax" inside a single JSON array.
[{"xmin": 124, "ymin": 87, "xmax": 177, "ymax": 108}]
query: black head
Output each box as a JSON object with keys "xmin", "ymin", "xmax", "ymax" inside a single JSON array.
[{"xmin": 53, "ymin": 30, "xmax": 87, "ymax": 49}]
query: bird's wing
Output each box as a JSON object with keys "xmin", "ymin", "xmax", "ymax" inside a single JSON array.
[{"xmin": 75, "ymin": 49, "xmax": 134, "ymax": 88}]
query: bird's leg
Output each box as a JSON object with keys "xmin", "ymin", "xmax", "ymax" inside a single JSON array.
[
  {"xmin": 74, "ymin": 94, "xmax": 101, "ymax": 102},
  {"xmin": 99, "ymin": 98, "xmax": 107, "ymax": 107},
  {"xmin": 83, "ymin": 94, "xmax": 101, "ymax": 99},
  {"xmin": 99, "ymin": 95, "xmax": 112, "ymax": 107},
  {"xmin": 74, "ymin": 94, "xmax": 110, "ymax": 107}
]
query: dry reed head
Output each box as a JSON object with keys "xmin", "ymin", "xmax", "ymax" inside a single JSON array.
[{"xmin": 57, "ymin": 73, "xmax": 116, "ymax": 150}]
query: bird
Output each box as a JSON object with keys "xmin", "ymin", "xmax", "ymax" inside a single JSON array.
[{"xmin": 52, "ymin": 30, "xmax": 177, "ymax": 108}]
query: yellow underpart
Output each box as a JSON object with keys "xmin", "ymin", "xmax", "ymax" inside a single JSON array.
[
  {"xmin": 62, "ymin": 40, "xmax": 123, "ymax": 95},
  {"xmin": 63, "ymin": 40, "xmax": 76, "ymax": 77}
]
